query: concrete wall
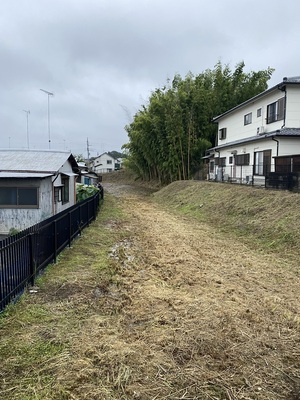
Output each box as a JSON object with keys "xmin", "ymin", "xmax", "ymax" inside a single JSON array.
[{"xmin": 0, "ymin": 177, "xmax": 53, "ymax": 234}]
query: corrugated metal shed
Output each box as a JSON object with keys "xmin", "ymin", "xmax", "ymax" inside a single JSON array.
[{"xmin": 0, "ymin": 149, "xmax": 78, "ymax": 173}]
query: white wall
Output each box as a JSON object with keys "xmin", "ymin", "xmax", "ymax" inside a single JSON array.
[
  {"xmin": 285, "ymin": 86, "xmax": 300, "ymax": 127},
  {"xmin": 278, "ymin": 137, "xmax": 300, "ymax": 156},
  {"xmin": 217, "ymin": 89, "xmax": 286, "ymax": 145},
  {"xmin": 0, "ymin": 177, "xmax": 53, "ymax": 234}
]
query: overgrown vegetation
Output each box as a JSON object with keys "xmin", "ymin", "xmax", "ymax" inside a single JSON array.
[
  {"xmin": 76, "ymin": 183, "xmax": 99, "ymax": 202},
  {"xmin": 123, "ymin": 61, "xmax": 274, "ymax": 183}
]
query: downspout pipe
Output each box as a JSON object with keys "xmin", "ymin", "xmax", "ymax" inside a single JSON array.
[
  {"xmin": 277, "ymin": 82, "xmax": 287, "ymax": 128},
  {"xmin": 272, "ymin": 136, "xmax": 279, "ymax": 157},
  {"xmin": 272, "ymin": 135, "xmax": 280, "ymax": 175}
]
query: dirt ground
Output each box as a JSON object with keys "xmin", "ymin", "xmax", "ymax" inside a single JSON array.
[
  {"xmin": 1, "ymin": 178, "xmax": 299, "ymax": 400},
  {"xmin": 99, "ymin": 181, "xmax": 300, "ymax": 400}
]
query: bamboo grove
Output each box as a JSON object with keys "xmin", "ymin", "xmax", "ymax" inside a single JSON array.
[{"xmin": 123, "ymin": 62, "xmax": 274, "ymax": 184}]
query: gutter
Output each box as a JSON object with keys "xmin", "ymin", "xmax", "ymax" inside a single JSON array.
[
  {"xmin": 277, "ymin": 83, "xmax": 287, "ymax": 128},
  {"xmin": 272, "ymin": 136, "xmax": 279, "ymax": 156}
]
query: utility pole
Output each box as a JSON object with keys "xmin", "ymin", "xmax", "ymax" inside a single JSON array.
[
  {"xmin": 87, "ymin": 137, "xmax": 91, "ymax": 169},
  {"xmin": 40, "ymin": 89, "xmax": 54, "ymax": 149},
  {"xmin": 23, "ymin": 110, "xmax": 30, "ymax": 149}
]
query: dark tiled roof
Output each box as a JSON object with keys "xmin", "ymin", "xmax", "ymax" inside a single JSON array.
[{"xmin": 274, "ymin": 127, "xmax": 300, "ymax": 136}]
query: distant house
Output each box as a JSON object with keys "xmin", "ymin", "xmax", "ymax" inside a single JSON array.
[
  {"xmin": 0, "ymin": 149, "xmax": 79, "ymax": 235},
  {"xmin": 205, "ymin": 76, "xmax": 300, "ymax": 187},
  {"xmin": 77, "ymin": 161, "xmax": 100, "ymax": 185},
  {"xmin": 92, "ymin": 152, "xmax": 122, "ymax": 174}
]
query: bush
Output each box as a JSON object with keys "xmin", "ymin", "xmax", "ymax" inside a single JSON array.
[{"xmin": 76, "ymin": 183, "xmax": 99, "ymax": 203}]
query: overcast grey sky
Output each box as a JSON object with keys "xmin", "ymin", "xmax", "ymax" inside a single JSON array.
[{"xmin": 1, "ymin": 0, "xmax": 299, "ymax": 157}]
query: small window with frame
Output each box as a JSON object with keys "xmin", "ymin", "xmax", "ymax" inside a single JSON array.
[
  {"xmin": 244, "ymin": 113, "xmax": 252, "ymax": 125},
  {"xmin": 219, "ymin": 128, "xmax": 227, "ymax": 140}
]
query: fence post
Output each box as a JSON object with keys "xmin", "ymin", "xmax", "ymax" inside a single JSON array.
[
  {"xmin": 29, "ymin": 233, "xmax": 35, "ymax": 285},
  {"xmin": 53, "ymin": 221, "xmax": 58, "ymax": 263},
  {"xmin": 69, "ymin": 212, "xmax": 72, "ymax": 247},
  {"xmin": 0, "ymin": 241, "xmax": 3, "ymax": 309}
]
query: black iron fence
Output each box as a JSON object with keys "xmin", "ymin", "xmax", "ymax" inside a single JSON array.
[
  {"xmin": 0, "ymin": 189, "xmax": 103, "ymax": 312},
  {"xmin": 265, "ymin": 172, "xmax": 300, "ymax": 191},
  {"xmin": 210, "ymin": 162, "xmax": 300, "ymax": 192}
]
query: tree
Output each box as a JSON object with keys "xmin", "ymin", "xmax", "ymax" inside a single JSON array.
[{"xmin": 124, "ymin": 62, "xmax": 274, "ymax": 184}]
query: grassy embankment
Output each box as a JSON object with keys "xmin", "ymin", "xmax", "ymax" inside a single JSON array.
[{"xmin": 153, "ymin": 179, "xmax": 300, "ymax": 263}]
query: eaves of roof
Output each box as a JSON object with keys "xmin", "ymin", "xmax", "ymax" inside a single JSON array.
[
  {"xmin": 0, "ymin": 172, "xmax": 54, "ymax": 178},
  {"xmin": 209, "ymin": 128, "xmax": 300, "ymax": 151}
]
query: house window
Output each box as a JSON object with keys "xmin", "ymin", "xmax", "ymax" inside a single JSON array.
[
  {"xmin": 244, "ymin": 113, "xmax": 252, "ymax": 125},
  {"xmin": 254, "ymin": 150, "xmax": 271, "ymax": 175},
  {"xmin": 219, "ymin": 128, "xmax": 227, "ymax": 140},
  {"xmin": 0, "ymin": 187, "xmax": 38, "ymax": 208},
  {"xmin": 54, "ymin": 187, "xmax": 61, "ymax": 203},
  {"xmin": 107, "ymin": 160, "xmax": 112, "ymax": 164},
  {"xmin": 209, "ymin": 161, "xmax": 215, "ymax": 173},
  {"xmin": 215, "ymin": 157, "xmax": 226, "ymax": 166},
  {"xmin": 235, "ymin": 153, "xmax": 250, "ymax": 166},
  {"xmin": 257, "ymin": 108, "xmax": 262, "ymax": 118},
  {"xmin": 61, "ymin": 176, "xmax": 69, "ymax": 204},
  {"xmin": 229, "ymin": 156, "xmax": 233, "ymax": 164},
  {"xmin": 266, "ymin": 97, "xmax": 285, "ymax": 124}
]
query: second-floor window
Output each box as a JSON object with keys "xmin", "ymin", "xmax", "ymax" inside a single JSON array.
[
  {"xmin": 244, "ymin": 113, "xmax": 252, "ymax": 125},
  {"xmin": 266, "ymin": 97, "xmax": 285, "ymax": 124},
  {"xmin": 107, "ymin": 160, "xmax": 112, "ymax": 164},
  {"xmin": 219, "ymin": 128, "xmax": 227, "ymax": 140}
]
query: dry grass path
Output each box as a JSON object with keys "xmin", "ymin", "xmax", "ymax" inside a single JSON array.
[
  {"xmin": 100, "ymin": 182, "xmax": 300, "ymax": 399},
  {"xmin": 0, "ymin": 181, "xmax": 299, "ymax": 400}
]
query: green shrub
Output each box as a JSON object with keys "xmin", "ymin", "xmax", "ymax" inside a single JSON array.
[{"xmin": 76, "ymin": 183, "xmax": 99, "ymax": 203}]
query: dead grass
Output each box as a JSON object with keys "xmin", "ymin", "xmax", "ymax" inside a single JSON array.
[{"xmin": 0, "ymin": 177, "xmax": 299, "ymax": 399}]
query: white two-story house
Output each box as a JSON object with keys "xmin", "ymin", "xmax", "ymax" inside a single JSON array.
[
  {"xmin": 92, "ymin": 152, "xmax": 122, "ymax": 174},
  {"xmin": 206, "ymin": 76, "xmax": 300, "ymax": 188}
]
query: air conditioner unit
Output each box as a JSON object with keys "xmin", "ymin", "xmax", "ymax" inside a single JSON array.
[{"xmin": 257, "ymin": 126, "xmax": 264, "ymax": 135}]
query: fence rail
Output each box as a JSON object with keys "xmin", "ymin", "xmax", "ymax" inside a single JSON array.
[{"xmin": 0, "ymin": 189, "xmax": 103, "ymax": 312}]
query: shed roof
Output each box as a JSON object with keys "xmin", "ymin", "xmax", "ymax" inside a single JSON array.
[
  {"xmin": 0, "ymin": 149, "xmax": 78, "ymax": 174},
  {"xmin": 0, "ymin": 172, "xmax": 53, "ymax": 178}
]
